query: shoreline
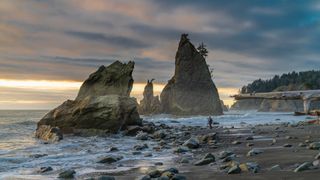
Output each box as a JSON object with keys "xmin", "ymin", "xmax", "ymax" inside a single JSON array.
[
  {"xmin": 1, "ymin": 112, "xmax": 320, "ymax": 179},
  {"xmin": 77, "ymin": 117, "xmax": 320, "ymax": 179}
]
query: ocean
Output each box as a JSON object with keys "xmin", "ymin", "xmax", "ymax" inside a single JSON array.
[{"xmin": 0, "ymin": 110, "xmax": 312, "ymax": 179}]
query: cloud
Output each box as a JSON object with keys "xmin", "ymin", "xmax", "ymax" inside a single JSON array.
[
  {"xmin": 0, "ymin": 0, "xmax": 319, "ymax": 108},
  {"xmin": 65, "ymin": 31, "xmax": 149, "ymax": 48}
]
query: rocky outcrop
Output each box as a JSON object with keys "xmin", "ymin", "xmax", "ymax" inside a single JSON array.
[
  {"xmin": 160, "ymin": 34, "xmax": 223, "ymax": 115},
  {"xmin": 138, "ymin": 79, "xmax": 161, "ymax": 115},
  {"xmin": 231, "ymin": 85, "xmax": 320, "ymax": 112},
  {"xmin": 230, "ymin": 99, "xmax": 263, "ymax": 111},
  {"xmin": 76, "ymin": 61, "xmax": 134, "ymax": 100},
  {"xmin": 36, "ymin": 61, "xmax": 142, "ymax": 141}
]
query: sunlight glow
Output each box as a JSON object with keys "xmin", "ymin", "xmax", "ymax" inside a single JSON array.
[
  {"xmin": 0, "ymin": 79, "xmax": 81, "ymax": 90},
  {"xmin": 0, "ymin": 79, "xmax": 237, "ymax": 108}
]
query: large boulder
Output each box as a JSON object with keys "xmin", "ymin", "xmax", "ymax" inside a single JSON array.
[
  {"xmin": 160, "ymin": 34, "xmax": 222, "ymax": 115},
  {"xmin": 138, "ymin": 79, "xmax": 161, "ymax": 114},
  {"xmin": 36, "ymin": 61, "xmax": 142, "ymax": 140},
  {"xmin": 76, "ymin": 61, "xmax": 134, "ymax": 100}
]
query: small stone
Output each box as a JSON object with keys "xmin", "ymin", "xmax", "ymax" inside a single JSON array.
[
  {"xmin": 139, "ymin": 175, "xmax": 151, "ymax": 180},
  {"xmin": 136, "ymin": 132, "xmax": 149, "ymax": 140},
  {"xmin": 183, "ymin": 137, "xmax": 200, "ymax": 149},
  {"xmin": 97, "ymin": 156, "xmax": 122, "ymax": 163},
  {"xmin": 174, "ymin": 146, "xmax": 189, "ymax": 153},
  {"xmin": 39, "ymin": 166, "xmax": 53, "ymax": 173},
  {"xmin": 305, "ymin": 139, "xmax": 312, "ymax": 143},
  {"xmin": 133, "ymin": 144, "xmax": 148, "ymax": 151},
  {"xmin": 247, "ymin": 143, "xmax": 254, "ymax": 147},
  {"xmin": 200, "ymin": 133, "xmax": 217, "ymax": 143},
  {"xmin": 203, "ymin": 153, "xmax": 215, "ymax": 160},
  {"xmin": 180, "ymin": 158, "xmax": 189, "ymax": 164},
  {"xmin": 58, "ymin": 169, "xmax": 76, "ymax": 179},
  {"xmin": 247, "ymin": 149, "xmax": 263, "ymax": 157},
  {"xmin": 309, "ymin": 142, "xmax": 320, "ymax": 150},
  {"xmin": 313, "ymin": 160, "xmax": 320, "ymax": 166},
  {"xmin": 286, "ymin": 136, "xmax": 293, "ymax": 139},
  {"xmin": 147, "ymin": 169, "xmax": 161, "ymax": 178},
  {"xmin": 239, "ymin": 162, "xmax": 259, "ymax": 173},
  {"xmin": 218, "ymin": 150, "xmax": 234, "ymax": 159},
  {"xmin": 155, "ymin": 162, "xmax": 163, "ymax": 166},
  {"xmin": 161, "ymin": 171, "xmax": 174, "ymax": 178},
  {"xmin": 162, "ymin": 167, "xmax": 179, "ymax": 174},
  {"xmin": 222, "ymin": 154, "xmax": 236, "ymax": 162},
  {"xmin": 315, "ymin": 152, "xmax": 320, "ymax": 159},
  {"xmin": 246, "ymin": 136, "xmax": 254, "ymax": 140},
  {"xmin": 194, "ymin": 158, "xmax": 215, "ymax": 166},
  {"xmin": 157, "ymin": 177, "xmax": 169, "ymax": 180},
  {"xmin": 153, "ymin": 130, "xmax": 167, "ymax": 139},
  {"xmin": 232, "ymin": 141, "xmax": 241, "ymax": 145},
  {"xmin": 227, "ymin": 165, "xmax": 241, "ymax": 174},
  {"xmin": 298, "ymin": 143, "xmax": 307, "ymax": 147},
  {"xmin": 30, "ymin": 154, "xmax": 48, "ymax": 158},
  {"xmin": 125, "ymin": 125, "xmax": 142, "ymax": 136},
  {"xmin": 283, "ymin": 144, "xmax": 292, "ymax": 148},
  {"xmin": 107, "ymin": 147, "xmax": 118, "ymax": 152},
  {"xmin": 97, "ymin": 176, "xmax": 116, "ymax": 180},
  {"xmin": 171, "ymin": 174, "xmax": 187, "ymax": 180},
  {"xmin": 294, "ymin": 162, "xmax": 313, "ymax": 172},
  {"xmin": 269, "ymin": 165, "xmax": 281, "ymax": 171}
]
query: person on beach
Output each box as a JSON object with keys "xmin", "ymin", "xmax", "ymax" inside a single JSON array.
[{"xmin": 208, "ymin": 116, "xmax": 213, "ymax": 129}]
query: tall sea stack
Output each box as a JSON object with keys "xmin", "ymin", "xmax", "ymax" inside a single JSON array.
[{"xmin": 160, "ymin": 34, "xmax": 223, "ymax": 115}]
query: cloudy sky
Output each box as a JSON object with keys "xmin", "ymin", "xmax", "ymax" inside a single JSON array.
[{"xmin": 0, "ymin": 0, "xmax": 319, "ymax": 109}]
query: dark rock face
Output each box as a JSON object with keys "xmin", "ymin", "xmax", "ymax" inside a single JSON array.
[
  {"xmin": 138, "ymin": 79, "xmax": 161, "ymax": 114},
  {"xmin": 76, "ymin": 61, "xmax": 134, "ymax": 100},
  {"xmin": 160, "ymin": 34, "xmax": 222, "ymax": 115},
  {"xmin": 36, "ymin": 61, "xmax": 141, "ymax": 141}
]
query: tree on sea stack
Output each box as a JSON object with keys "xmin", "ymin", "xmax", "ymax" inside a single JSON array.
[{"xmin": 197, "ymin": 42, "xmax": 208, "ymax": 58}]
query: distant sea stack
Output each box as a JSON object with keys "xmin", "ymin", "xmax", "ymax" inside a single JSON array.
[
  {"xmin": 138, "ymin": 79, "xmax": 162, "ymax": 115},
  {"xmin": 160, "ymin": 34, "xmax": 223, "ymax": 115},
  {"xmin": 36, "ymin": 61, "xmax": 141, "ymax": 141}
]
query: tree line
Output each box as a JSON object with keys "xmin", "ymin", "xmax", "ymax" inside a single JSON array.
[{"xmin": 241, "ymin": 70, "xmax": 320, "ymax": 93}]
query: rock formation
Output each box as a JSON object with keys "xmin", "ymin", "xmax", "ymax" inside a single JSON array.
[
  {"xmin": 138, "ymin": 79, "xmax": 161, "ymax": 114},
  {"xmin": 231, "ymin": 85, "xmax": 320, "ymax": 112},
  {"xmin": 220, "ymin": 100, "xmax": 229, "ymax": 112},
  {"xmin": 230, "ymin": 99, "xmax": 263, "ymax": 111},
  {"xmin": 36, "ymin": 61, "xmax": 141, "ymax": 141},
  {"xmin": 160, "ymin": 34, "xmax": 223, "ymax": 115}
]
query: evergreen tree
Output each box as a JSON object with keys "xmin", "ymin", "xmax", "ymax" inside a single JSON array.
[
  {"xmin": 240, "ymin": 70, "xmax": 320, "ymax": 93},
  {"xmin": 197, "ymin": 42, "xmax": 208, "ymax": 58}
]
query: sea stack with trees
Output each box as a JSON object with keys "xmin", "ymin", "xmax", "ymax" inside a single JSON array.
[{"xmin": 160, "ymin": 34, "xmax": 223, "ymax": 115}]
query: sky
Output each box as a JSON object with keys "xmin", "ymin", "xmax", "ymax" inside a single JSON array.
[{"xmin": 0, "ymin": 0, "xmax": 320, "ymax": 109}]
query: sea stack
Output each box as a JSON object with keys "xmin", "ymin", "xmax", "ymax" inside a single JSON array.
[
  {"xmin": 138, "ymin": 79, "xmax": 161, "ymax": 114},
  {"xmin": 36, "ymin": 61, "xmax": 141, "ymax": 141},
  {"xmin": 160, "ymin": 34, "xmax": 223, "ymax": 115}
]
